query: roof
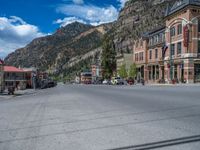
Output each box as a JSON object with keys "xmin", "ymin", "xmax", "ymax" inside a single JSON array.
[
  {"xmin": 165, "ymin": 0, "xmax": 200, "ymax": 17},
  {"xmin": 147, "ymin": 27, "xmax": 166, "ymax": 37},
  {"xmin": 0, "ymin": 59, "xmax": 4, "ymax": 65},
  {"xmin": 141, "ymin": 26, "xmax": 166, "ymax": 39},
  {"xmin": 4, "ymin": 66, "xmax": 26, "ymax": 72}
]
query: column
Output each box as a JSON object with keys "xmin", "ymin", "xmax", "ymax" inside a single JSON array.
[{"xmin": 184, "ymin": 59, "xmax": 194, "ymax": 83}]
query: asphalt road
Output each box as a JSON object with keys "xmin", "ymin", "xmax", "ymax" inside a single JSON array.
[{"xmin": 0, "ymin": 84, "xmax": 200, "ymax": 150}]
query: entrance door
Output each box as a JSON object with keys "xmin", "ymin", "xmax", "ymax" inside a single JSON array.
[
  {"xmin": 194, "ymin": 64, "xmax": 200, "ymax": 83},
  {"xmin": 174, "ymin": 64, "xmax": 178, "ymax": 80}
]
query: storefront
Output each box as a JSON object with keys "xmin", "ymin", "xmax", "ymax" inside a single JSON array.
[{"xmin": 194, "ymin": 63, "xmax": 200, "ymax": 83}]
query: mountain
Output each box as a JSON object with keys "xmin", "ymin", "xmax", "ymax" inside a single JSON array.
[
  {"xmin": 5, "ymin": 22, "xmax": 112, "ymax": 75},
  {"xmin": 5, "ymin": 0, "xmax": 176, "ymax": 77}
]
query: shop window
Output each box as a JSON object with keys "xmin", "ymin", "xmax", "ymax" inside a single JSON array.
[
  {"xmin": 177, "ymin": 24, "xmax": 182, "ymax": 35},
  {"xmin": 171, "ymin": 44, "xmax": 175, "ymax": 56},
  {"xmin": 177, "ymin": 42, "xmax": 182, "ymax": 54}
]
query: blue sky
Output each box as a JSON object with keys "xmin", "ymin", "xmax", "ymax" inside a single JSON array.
[{"xmin": 0, "ymin": 0, "xmax": 128, "ymax": 58}]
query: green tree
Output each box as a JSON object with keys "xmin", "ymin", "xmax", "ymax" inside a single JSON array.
[
  {"xmin": 118, "ymin": 64, "xmax": 128, "ymax": 79},
  {"xmin": 101, "ymin": 34, "xmax": 116, "ymax": 79},
  {"xmin": 129, "ymin": 63, "xmax": 137, "ymax": 78}
]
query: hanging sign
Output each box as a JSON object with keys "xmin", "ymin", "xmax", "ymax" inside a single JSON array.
[{"xmin": 183, "ymin": 25, "xmax": 189, "ymax": 47}]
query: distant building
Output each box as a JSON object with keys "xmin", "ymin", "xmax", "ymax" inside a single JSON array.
[
  {"xmin": 91, "ymin": 64, "xmax": 102, "ymax": 81},
  {"xmin": 116, "ymin": 53, "xmax": 133, "ymax": 73},
  {"xmin": 22, "ymin": 67, "xmax": 37, "ymax": 88},
  {"xmin": 0, "ymin": 60, "xmax": 4, "ymax": 93},
  {"xmin": 80, "ymin": 72, "xmax": 92, "ymax": 84},
  {"xmin": 4, "ymin": 66, "xmax": 27, "ymax": 90}
]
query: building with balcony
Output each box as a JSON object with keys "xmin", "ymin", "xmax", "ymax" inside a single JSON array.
[
  {"xmin": 133, "ymin": 0, "xmax": 200, "ymax": 83},
  {"xmin": 4, "ymin": 66, "xmax": 27, "ymax": 90}
]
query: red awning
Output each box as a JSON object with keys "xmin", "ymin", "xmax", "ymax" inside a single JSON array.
[{"xmin": 4, "ymin": 66, "xmax": 26, "ymax": 72}]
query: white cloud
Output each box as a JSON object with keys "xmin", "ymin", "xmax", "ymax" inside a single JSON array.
[
  {"xmin": 56, "ymin": 4, "xmax": 118, "ymax": 26},
  {"xmin": 118, "ymin": 0, "xmax": 128, "ymax": 8},
  {"xmin": 54, "ymin": 17, "xmax": 87, "ymax": 27},
  {"xmin": 0, "ymin": 16, "xmax": 45, "ymax": 58},
  {"xmin": 73, "ymin": 0, "xmax": 84, "ymax": 5}
]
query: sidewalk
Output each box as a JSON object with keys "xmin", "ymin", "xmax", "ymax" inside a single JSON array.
[
  {"xmin": 0, "ymin": 89, "xmax": 37, "ymax": 99},
  {"xmin": 147, "ymin": 83, "xmax": 200, "ymax": 87}
]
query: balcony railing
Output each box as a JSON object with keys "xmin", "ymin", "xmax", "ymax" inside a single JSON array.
[{"xmin": 4, "ymin": 77, "xmax": 27, "ymax": 81}]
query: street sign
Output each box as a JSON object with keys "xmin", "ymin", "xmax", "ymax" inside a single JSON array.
[{"xmin": 183, "ymin": 25, "xmax": 189, "ymax": 47}]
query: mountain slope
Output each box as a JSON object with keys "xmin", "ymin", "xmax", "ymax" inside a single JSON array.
[{"xmin": 5, "ymin": 22, "xmax": 112, "ymax": 73}]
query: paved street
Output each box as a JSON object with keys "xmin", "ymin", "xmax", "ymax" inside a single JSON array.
[{"xmin": 0, "ymin": 84, "xmax": 200, "ymax": 150}]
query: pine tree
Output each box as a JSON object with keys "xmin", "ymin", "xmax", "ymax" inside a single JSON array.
[{"xmin": 101, "ymin": 34, "xmax": 116, "ymax": 79}]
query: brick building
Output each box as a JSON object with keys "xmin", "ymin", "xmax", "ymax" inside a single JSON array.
[{"xmin": 133, "ymin": 0, "xmax": 200, "ymax": 83}]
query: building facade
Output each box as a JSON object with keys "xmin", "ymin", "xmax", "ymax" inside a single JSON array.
[
  {"xmin": 91, "ymin": 64, "xmax": 102, "ymax": 82},
  {"xmin": 80, "ymin": 72, "xmax": 92, "ymax": 84},
  {"xmin": 116, "ymin": 53, "xmax": 133, "ymax": 74},
  {"xmin": 133, "ymin": 0, "xmax": 200, "ymax": 83},
  {"xmin": 0, "ymin": 60, "xmax": 4, "ymax": 92},
  {"xmin": 4, "ymin": 66, "xmax": 27, "ymax": 90}
]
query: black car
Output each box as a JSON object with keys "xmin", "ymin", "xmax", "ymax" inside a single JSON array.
[{"xmin": 40, "ymin": 79, "xmax": 57, "ymax": 89}]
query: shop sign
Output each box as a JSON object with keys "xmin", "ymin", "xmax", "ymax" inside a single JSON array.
[{"xmin": 183, "ymin": 25, "xmax": 189, "ymax": 47}]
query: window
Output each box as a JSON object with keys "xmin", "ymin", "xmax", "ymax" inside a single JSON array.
[
  {"xmin": 155, "ymin": 49, "xmax": 158, "ymax": 59},
  {"xmin": 141, "ymin": 52, "xmax": 144, "ymax": 60},
  {"xmin": 140, "ymin": 40, "xmax": 143, "ymax": 47},
  {"xmin": 139, "ymin": 52, "xmax": 143, "ymax": 61},
  {"xmin": 170, "ymin": 27, "xmax": 175, "ymax": 37},
  {"xmin": 198, "ymin": 20, "xmax": 200, "ymax": 32},
  {"xmin": 177, "ymin": 24, "xmax": 182, "ymax": 35},
  {"xmin": 171, "ymin": 44, "xmax": 175, "ymax": 56},
  {"xmin": 162, "ymin": 33, "xmax": 165, "ymax": 41},
  {"xmin": 136, "ymin": 41, "xmax": 138, "ymax": 48},
  {"xmin": 198, "ymin": 41, "xmax": 200, "ymax": 53},
  {"xmin": 149, "ymin": 50, "xmax": 152, "ymax": 59},
  {"xmin": 177, "ymin": 42, "xmax": 182, "ymax": 54},
  {"xmin": 135, "ymin": 53, "xmax": 138, "ymax": 61}
]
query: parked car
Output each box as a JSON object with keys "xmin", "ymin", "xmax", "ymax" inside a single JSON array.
[
  {"xmin": 40, "ymin": 79, "xmax": 57, "ymax": 89},
  {"xmin": 102, "ymin": 79, "xmax": 111, "ymax": 85},
  {"xmin": 127, "ymin": 78, "xmax": 135, "ymax": 85},
  {"xmin": 111, "ymin": 77, "xmax": 125, "ymax": 85},
  {"xmin": 8, "ymin": 86, "xmax": 15, "ymax": 95}
]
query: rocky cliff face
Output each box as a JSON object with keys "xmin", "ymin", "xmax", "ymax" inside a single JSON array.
[{"xmin": 112, "ymin": 0, "xmax": 174, "ymax": 53}]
